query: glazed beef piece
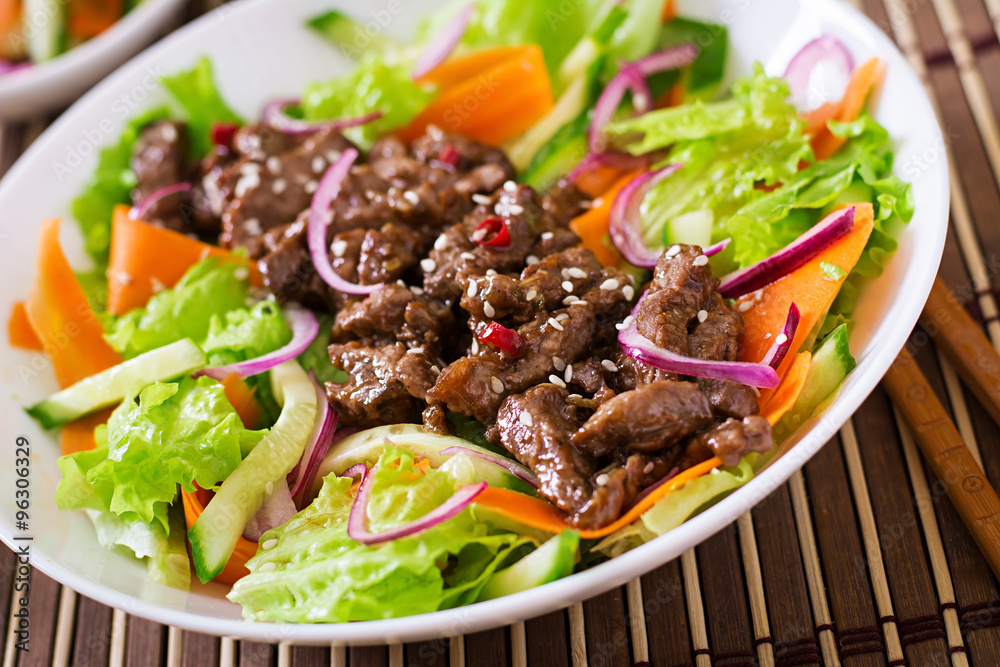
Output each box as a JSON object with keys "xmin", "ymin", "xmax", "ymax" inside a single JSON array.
[
  {"xmin": 332, "ymin": 283, "xmax": 455, "ymax": 354},
  {"xmin": 636, "ymin": 244, "xmax": 717, "ymax": 354},
  {"xmin": 688, "ymin": 293, "xmax": 759, "ymax": 418},
  {"xmin": 232, "ymin": 123, "xmax": 313, "ymax": 159},
  {"xmin": 130, "ymin": 121, "xmax": 192, "ymax": 232},
  {"xmin": 676, "ymin": 416, "xmax": 773, "ymax": 468}
]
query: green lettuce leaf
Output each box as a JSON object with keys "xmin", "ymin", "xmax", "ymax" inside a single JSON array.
[
  {"xmin": 160, "ymin": 56, "xmax": 243, "ymax": 158},
  {"xmin": 297, "ymin": 313, "xmax": 347, "ymax": 384},
  {"xmin": 57, "ymin": 376, "xmax": 265, "ymax": 527},
  {"xmin": 228, "ymin": 446, "xmax": 529, "ymax": 622}
]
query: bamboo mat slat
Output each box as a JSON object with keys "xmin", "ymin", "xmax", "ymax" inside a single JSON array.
[{"xmin": 7, "ymin": 0, "xmax": 1000, "ymax": 665}]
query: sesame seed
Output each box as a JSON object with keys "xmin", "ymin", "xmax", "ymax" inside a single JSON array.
[
  {"xmin": 563, "ymin": 295, "xmax": 579, "ymax": 305},
  {"xmin": 550, "ymin": 316, "xmax": 566, "ymax": 329},
  {"xmin": 697, "ymin": 309, "xmax": 708, "ymax": 323},
  {"xmin": 472, "ymin": 193, "xmax": 491, "ymax": 205},
  {"xmin": 434, "ymin": 235, "xmax": 449, "ymax": 250},
  {"xmin": 562, "ymin": 280, "xmax": 574, "ymax": 292},
  {"xmin": 775, "ymin": 333, "xmax": 788, "ymax": 345},
  {"xmin": 403, "ymin": 190, "xmax": 420, "ymax": 205},
  {"xmin": 738, "ymin": 301, "xmax": 753, "ymax": 313},
  {"xmin": 568, "ymin": 267, "xmax": 588, "ymax": 279},
  {"xmin": 331, "ymin": 240, "xmax": 348, "ymax": 257},
  {"xmin": 311, "ymin": 156, "xmax": 326, "ymax": 174},
  {"xmin": 235, "ymin": 172, "xmax": 260, "ymax": 197},
  {"xmin": 561, "ymin": 268, "xmax": 571, "ymax": 280},
  {"xmin": 571, "ymin": 299, "xmax": 588, "ymax": 306},
  {"xmin": 541, "ymin": 232, "xmax": 554, "ymax": 240},
  {"xmin": 150, "ymin": 277, "xmax": 166, "ymax": 293},
  {"xmin": 484, "ymin": 303, "xmax": 496, "ymax": 318},
  {"xmin": 591, "ymin": 197, "xmax": 604, "ymax": 208},
  {"xmin": 262, "ymin": 538, "xmax": 278, "ymax": 550},
  {"xmin": 564, "ymin": 364, "xmax": 574, "ymax": 383},
  {"xmin": 490, "ymin": 376, "xmax": 504, "ymax": 393},
  {"xmin": 600, "ymin": 278, "xmax": 619, "ymax": 290},
  {"xmin": 265, "ymin": 481, "xmax": 274, "ymax": 496},
  {"xmin": 161, "ymin": 124, "xmax": 177, "ymax": 142},
  {"xmin": 408, "ymin": 347, "xmax": 425, "ymax": 355},
  {"xmin": 602, "ymin": 359, "xmax": 618, "ymax": 372},
  {"xmin": 305, "ymin": 180, "xmax": 318, "ymax": 194},
  {"xmin": 665, "ymin": 245, "xmax": 681, "ymax": 258},
  {"xmin": 243, "ymin": 218, "xmax": 262, "ymax": 235},
  {"xmin": 754, "ymin": 290, "xmax": 765, "ymax": 303},
  {"xmin": 266, "ymin": 157, "xmax": 282, "ymax": 174},
  {"xmin": 258, "ymin": 562, "xmax": 277, "ymax": 573},
  {"xmin": 615, "ymin": 315, "xmax": 635, "ymax": 331},
  {"xmin": 467, "ymin": 282, "xmax": 478, "ymax": 298},
  {"xmin": 552, "ymin": 356, "xmax": 566, "ymax": 371},
  {"xmin": 595, "ymin": 473, "xmax": 609, "ymax": 486},
  {"xmin": 623, "ymin": 285, "xmax": 635, "ymax": 301},
  {"xmin": 461, "ymin": 252, "xmax": 476, "ymax": 260},
  {"xmin": 693, "ymin": 255, "xmax": 709, "ymax": 266},
  {"xmin": 711, "ymin": 468, "xmax": 720, "ymax": 475},
  {"xmin": 234, "ymin": 268, "xmax": 249, "ymax": 281},
  {"xmin": 410, "ymin": 286, "xmax": 424, "ymax": 296},
  {"xmin": 486, "ymin": 269, "xmax": 498, "ymax": 276},
  {"xmin": 503, "ymin": 180, "xmax": 517, "ymax": 193},
  {"xmin": 326, "ymin": 150, "xmax": 341, "ymax": 163},
  {"xmin": 519, "ymin": 412, "xmax": 534, "ymax": 427},
  {"xmin": 643, "ymin": 462, "xmax": 654, "ymax": 475},
  {"xmin": 549, "ymin": 375, "xmax": 567, "ymax": 388},
  {"xmin": 421, "ymin": 258, "xmax": 437, "ymax": 272},
  {"xmin": 472, "ymin": 339, "xmax": 480, "ymax": 354},
  {"xmin": 556, "ymin": 313, "xmax": 569, "ymax": 321},
  {"xmin": 525, "ymin": 289, "xmax": 538, "ymax": 301},
  {"xmin": 526, "ymin": 255, "xmax": 540, "ymax": 265},
  {"xmin": 567, "ymin": 393, "xmax": 582, "ymax": 400},
  {"xmin": 272, "ymin": 178, "xmax": 287, "ymax": 194},
  {"xmin": 472, "ymin": 228, "xmax": 488, "ymax": 242},
  {"xmin": 431, "ymin": 365, "xmax": 441, "ymax": 375},
  {"xmin": 508, "ymin": 204, "xmax": 524, "ymax": 215}
]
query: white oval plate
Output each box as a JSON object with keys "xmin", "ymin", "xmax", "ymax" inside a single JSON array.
[
  {"xmin": 0, "ymin": 0, "xmax": 948, "ymax": 645},
  {"xmin": 0, "ymin": 0, "xmax": 186, "ymax": 119}
]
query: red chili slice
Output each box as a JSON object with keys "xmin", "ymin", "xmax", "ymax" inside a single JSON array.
[
  {"xmin": 472, "ymin": 216, "xmax": 511, "ymax": 249},
  {"xmin": 211, "ymin": 122, "xmax": 240, "ymax": 148},
  {"xmin": 479, "ymin": 321, "xmax": 526, "ymax": 357},
  {"xmin": 438, "ymin": 145, "xmax": 461, "ymax": 168}
]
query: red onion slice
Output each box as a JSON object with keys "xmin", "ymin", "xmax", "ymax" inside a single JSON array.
[
  {"xmin": 288, "ymin": 372, "xmax": 339, "ymax": 509},
  {"xmin": 262, "ymin": 99, "xmax": 383, "ymax": 135},
  {"xmin": 242, "ymin": 479, "xmax": 297, "ymax": 542},
  {"xmin": 618, "ymin": 296, "xmax": 780, "ymax": 388},
  {"xmin": 196, "ymin": 308, "xmax": 320, "ymax": 380},
  {"xmin": 439, "ymin": 445, "xmax": 539, "ymax": 488},
  {"xmin": 609, "ymin": 164, "xmax": 682, "ymax": 268},
  {"xmin": 347, "ymin": 463, "xmax": 487, "ymax": 545},
  {"xmin": 718, "ymin": 206, "xmax": 855, "ymax": 299},
  {"xmin": 308, "ymin": 148, "xmax": 383, "ymax": 295},
  {"xmin": 589, "ymin": 44, "xmax": 699, "ymax": 153},
  {"xmin": 129, "ymin": 183, "xmax": 192, "ymax": 220},
  {"xmin": 0, "ymin": 59, "xmax": 31, "ymax": 75},
  {"xmin": 703, "ymin": 238, "xmax": 731, "ymax": 257},
  {"xmin": 412, "ymin": 3, "xmax": 474, "ymax": 80},
  {"xmin": 761, "ymin": 303, "xmax": 800, "ymax": 369},
  {"xmin": 784, "ymin": 36, "xmax": 855, "ymax": 110}
]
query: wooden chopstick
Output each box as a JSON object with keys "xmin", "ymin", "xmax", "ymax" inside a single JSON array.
[
  {"xmin": 919, "ymin": 277, "xmax": 1000, "ymax": 427},
  {"xmin": 883, "ymin": 347, "xmax": 1000, "ymax": 579}
]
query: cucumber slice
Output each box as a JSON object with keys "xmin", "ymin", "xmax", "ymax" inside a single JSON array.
[
  {"xmin": 478, "ymin": 531, "xmax": 580, "ymax": 601},
  {"xmin": 520, "ymin": 114, "xmax": 589, "ymax": 192},
  {"xmin": 507, "ymin": 75, "xmax": 591, "ymax": 172},
  {"xmin": 316, "ymin": 424, "xmax": 536, "ymax": 495},
  {"xmin": 774, "ymin": 324, "xmax": 856, "ymax": 439},
  {"xmin": 306, "ymin": 10, "xmax": 397, "ymax": 58},
  {"xmin": 189, "ymin": 361, "xmax": 317, "ymax": 583},
  {"xmin": 666, "ymin": 209, "xmax": 714, "ymax": 248},
  {"xmin": 26, "ymin": 338, "xmax": 207, "ymax": 429},
  {"xmin": 24, "ymin": 0, "xmax": 65, "ymax": 63}
]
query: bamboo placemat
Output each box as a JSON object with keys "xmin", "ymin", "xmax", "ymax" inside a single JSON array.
[{"xmin": 5, "ymin": 0, "xmax": 1000, "ymax": 664}]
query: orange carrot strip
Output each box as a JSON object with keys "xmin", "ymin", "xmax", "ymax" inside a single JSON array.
[
  {"xmin": 416, "ymin": 45, "xmax": 529, "ymax": 89},
  {"xmin": 67, "ymin": 0, "xmax": 121, "ymax": 38},
  {"xmin": 60, "ymin": 408, "xmax": 113, "ymax": 455},
  {"xmin": 26, "ymin": 219, "xmax": 123, "ymax": 388},
  {"xmin": 738, "ymin": 203, "xmax": 874, "ymax": 404},
  {"xmin": 0, "ymin": 0, "xmax": 18, "ymax": 42},
  {"xmin": 810, "ymin": 58, "xmax": 884, "ymax": 160},
  {"xmin": 398, "ymin": 45, "xmax": 554, "ymax": 146},
  {"xmin": 107, "ymin": 205, "xmax": 257, "ymax": 316},
  {"xmin": 221, "ymin": 373, "xmax": 262, "ymax": 430},
  {"xmin": 801, "ymin": 100, "xmax": 843, "ymax": 136},
  {"xmin": 8, "ymin": 301, "xmax": 43, "ymax": 351},
  {"xmin": 574, "ymin": 164, "xmax": 626, "ymax": 198},
  {"xmin": 569, "ymin": 170, "xmax": 642, "ymax": 267},
  {"xmin": 182, "ymin": 487, "xmax": 256, "ymax": 585},
  {"xmin": 760, "ymin": 351, "xmax": 812, "ymax": 425},
  {"xmin": 660, "ymin": 0, "xmax": 677, "ymax": 22},
  {"xmin": 475, "ymin": 457, "xmax": 724, "ymax": 539}
]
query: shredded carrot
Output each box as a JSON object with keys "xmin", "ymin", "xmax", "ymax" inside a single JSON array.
[
  {"xmin": 60, "ymin": 408, "xmax": 113, "ymax": 455},
  {"xmin": 574, "ymin": 164, "xmax": 626, "ymax": 199},
  {"xmin": 415, "ymin": 45, "xmax": 528, "ymax": 89},
  {"xmin": 760, "ymin": 352, "xmax": 812, "ymax": 425},
  {"xmin": 221, "ymin": 373, "xmax": 262, "ymax": 430},
  {"xmin": 26, "ymin": 219, "xmax": 123, "ymax": 388},
  {"xmin": 8, "ymin": 301, "xmax": 43, "ymax": 351},
  {"xmin": 182, "ymin": 487, "xmax": 256, "ymax": 584},
  {"xmin": 738, "ymin": 203, "xmax": 874, "ymax": 404},
  {"xmin": 398, "ymin": 45, "xmax": 554, "ymax": 146},
  {"xmin": 107, "ymin": 205, "xmax": 257, "ymax": 316},
  {"xmin": 660, "ymin": 0, "xmax": 677, "ymax": 22},
  {"xmin": 653, "ymin": 82, "xmax": 686, "ymax": 109},
  {"xmin": 0, "ymin": 0, "xmax": 18, "ymax": 43},
  {"xmin": 569, "ymin": 170, "xmax": 642, "ymax": 267},
  {"xmin": 475, "ymin": 457, "xmax": 724, "ymax": 538},
  {"xmin": 801, "ymin": 100, "xmax": 842, "ymax": 136},
  {"xmin": 810, "ymin": 58, "xmax": 885, "ymax": 160},
  {"xmin": 67, "ymin": 0, "xmax": 121, "ymax": 39}
]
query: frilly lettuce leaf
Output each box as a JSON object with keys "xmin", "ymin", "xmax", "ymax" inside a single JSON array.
[
  {"xmin": 160, "ymin": 56, "xmax": 243, "ymax": 158},
  {"xmin": 228, "ymin": 446, "xmax": 530, "ymax": 622}
]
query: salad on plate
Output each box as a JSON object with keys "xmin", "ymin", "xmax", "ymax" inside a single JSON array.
[{"xmin": 11, "ymin": 0, "xmax": 912, "ymax": 622}]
